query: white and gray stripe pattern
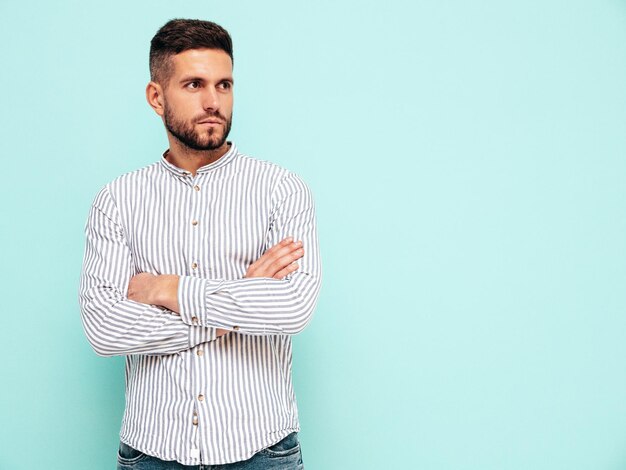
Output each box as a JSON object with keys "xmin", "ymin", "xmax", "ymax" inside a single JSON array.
[{"xmin": 78, "ymin": 142, "xmax": 321, "ymax": 465}]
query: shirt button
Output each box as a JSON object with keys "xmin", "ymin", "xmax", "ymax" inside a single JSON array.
[
  {"xmin": 194, "ymin": 185, "xmax": 200, "ymax": 191},
  {"xmin": 191, "ymin": 316, "xmax": 198, "ymax": 325},
  {"xmin": 233, "ymin": 326, "xmax": 240, "ymax": 331},
  {"xmin": 196, "ymin": 349, "xmax": 204, "ymax": 356},
  {"xmin": 192, "ymin": 219, "xmax": 198, "ymax": 226},
  {"xmin": 192, "ymin": 413, "xmax": 198, "ymax": 425},
  {"xmin": 198, "ymin": 394, "xmax": 204, "ymax": 402},
  {"xmin": 192, "ymin": 262, "xmax": 198, "ymax": 269}
]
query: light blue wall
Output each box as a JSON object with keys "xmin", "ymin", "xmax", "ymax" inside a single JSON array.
[{"xmin": 1, "ymin": 1, "xmax": 626, "ymax": 468}]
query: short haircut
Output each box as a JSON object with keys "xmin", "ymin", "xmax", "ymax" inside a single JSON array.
[{"xmin": 149, "ymin": 18, "xmax": 234, "ymax": 87}]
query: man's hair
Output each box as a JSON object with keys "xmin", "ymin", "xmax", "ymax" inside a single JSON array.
[{"xmin": 149, "ymin": 18, "xmax": 233, "ymax": 87}]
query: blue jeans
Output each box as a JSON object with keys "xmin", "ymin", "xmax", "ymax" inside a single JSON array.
[{"xmin": 117, "ymin": 432, "xmax": 304, "ymax": 470}]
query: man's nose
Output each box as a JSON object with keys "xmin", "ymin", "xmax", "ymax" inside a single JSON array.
[{"xmin": 202, "ymin": 87, "xmax": 220, "ymax": 112}]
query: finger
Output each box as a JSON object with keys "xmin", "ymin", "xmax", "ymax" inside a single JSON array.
[
  {"xmin": 265, "ymin": 237, "xmax": 295, "ymax": 256},
  {"xmin": 255, "ymin": 240, "xmax": 302, "ymax": 273},
  {"xmin": 268, "ymin": 248, "xmax": 304, "ymax": 277},
  {"xmin": 246, "ymin": 238, "xmax": 293, "ymax": 274},
  {"xmin": 249, "ymin": 238, "xmax": 295, "ymax": 273},
  {"xmin": 269, "ymin": 247, "xmax": 304, "ymax": 274},
  {"xmin": 273, "ymin": 262, "xmax": 299, "ymax": 279}
]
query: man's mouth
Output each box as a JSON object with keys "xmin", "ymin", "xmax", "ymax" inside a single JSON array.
[{"xmin": 198, "ymin": 119, "xmax": 223, "ymax": 125}]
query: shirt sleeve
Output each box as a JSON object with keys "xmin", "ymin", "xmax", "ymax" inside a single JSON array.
[
  {"xmin": 177, "ymin": 172, "xmax": 323, "ymax": 335},
  {"xmin": 78, "ymin": 186, "xmax": 218, "ymax": 357}
]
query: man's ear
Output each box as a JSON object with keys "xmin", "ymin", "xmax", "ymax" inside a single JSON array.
[{"xmin": 146, "ymin": 81, "xmax": 165, "ymax": 116}]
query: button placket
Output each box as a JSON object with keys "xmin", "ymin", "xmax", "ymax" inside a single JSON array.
[
  {"xmin": 190, "ymin": 341, "xmax": 206, "ymax": 461},
  {"xmin": 187, "ymin": 172, "xmax": 205, "ymax": 464},
  {"xmin": 189, "ymin": 175, "xmax": 202, "ymax": 273},
  {"xmin": 191, "ymin": 351, "xmax": 208, "ymax": 462},
  {"xmin": 187, "ymin": 173, "xmax": 209, "ymax": 462}
]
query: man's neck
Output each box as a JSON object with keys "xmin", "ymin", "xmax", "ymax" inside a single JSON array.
[{"xmin": 165, "ymin": 139, "xmax": 231, "ymax": 176}]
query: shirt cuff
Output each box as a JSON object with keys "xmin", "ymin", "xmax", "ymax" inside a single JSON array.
[
  {"xmin": 178, "ymin": 275, "xmax": 222, "ymax": 327},
  {"xmin": 178, "ymin": 275, "xmax": 207, "ymax": 326},
  {"xmin": 189, "ymin": 325, "xmax": 217, "ymax": 348}
]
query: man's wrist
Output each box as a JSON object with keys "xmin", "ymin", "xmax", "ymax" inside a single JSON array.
[{"xmin": 155, "ymin": 274, "xmax": 180, "ymax": 312}]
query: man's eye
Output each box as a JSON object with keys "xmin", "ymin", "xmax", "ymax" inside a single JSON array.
[
  {"xmin": 219, "ymin": 81, "xmax": 232, "ymax": 90},
  {"xmin": 187, "ymin": 81, "xmax": 200, "ymax": 89}
]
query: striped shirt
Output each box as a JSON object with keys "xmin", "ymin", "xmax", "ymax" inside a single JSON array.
[{"xmin": 78, "ymin": 142, "xmax": 322, "ymax": 465}]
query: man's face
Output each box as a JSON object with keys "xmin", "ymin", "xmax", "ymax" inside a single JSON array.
[{"xmin": 161, "ymin": 48, "xmax": 234, "ymax": 151}]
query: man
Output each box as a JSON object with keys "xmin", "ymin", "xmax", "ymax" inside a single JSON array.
[{"xmin": 79, "ymin": 18, "xmax": 321, "ymax": 469}]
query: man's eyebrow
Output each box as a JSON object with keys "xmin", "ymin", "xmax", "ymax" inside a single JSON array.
[
  {"xmin": 178, "ymin": 76, "xmax": 204, "ymax": 84},
  {"xmin": 178, "ymin": 76, "xmax": 234, "ymax": 84}
]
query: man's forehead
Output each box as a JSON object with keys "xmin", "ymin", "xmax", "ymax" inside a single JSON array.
[{"xmin": 171, "ymin": 48, "xmax": 232, "ymax": 76}]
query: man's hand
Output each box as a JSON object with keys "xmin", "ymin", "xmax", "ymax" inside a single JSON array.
[
  {"xmin": 245, "ymin": 237, "xmax": 304, "ymax": 279},
  {"xmin": 127, "ymin": 237, "xmax": 304, "ymax": 338},
  {"xmin": 127, "ymin": 272, "xmax": 178, "ymax": 306}
]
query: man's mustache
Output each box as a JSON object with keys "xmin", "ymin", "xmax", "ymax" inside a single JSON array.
[{"xmin": 196, "ymin": 112, "xmax": 227, "ymax": 124}]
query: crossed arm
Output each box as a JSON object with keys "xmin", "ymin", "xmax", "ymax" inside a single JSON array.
[
  {"xmin": 127, "ymin": 237, "xmax": 305, "ymax": 339},
  {"xmin": 79, "ymin": 173, "xmax": 321, "ymax": 357}
]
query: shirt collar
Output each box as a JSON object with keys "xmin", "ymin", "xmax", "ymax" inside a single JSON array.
[{"xmin": 159, "ymin": 141, "xmax": 238, "ymax": 177}]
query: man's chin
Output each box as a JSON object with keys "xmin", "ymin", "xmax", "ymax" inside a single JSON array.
[
  {"xmin": 195, "ymin": 139, "xmax": 227, "ymax": 151},
  {"xmin": 203, "ymin": 137, "xmax": 225, "ymax": 149},
  {"xmin": 189, "ymin": 131, "xmax": 224, "ymax": 150}
]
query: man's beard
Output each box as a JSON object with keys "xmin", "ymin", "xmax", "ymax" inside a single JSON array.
[{"xmin": 164, "ymin": 104, "xmax": 232, "ymax": 151}]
